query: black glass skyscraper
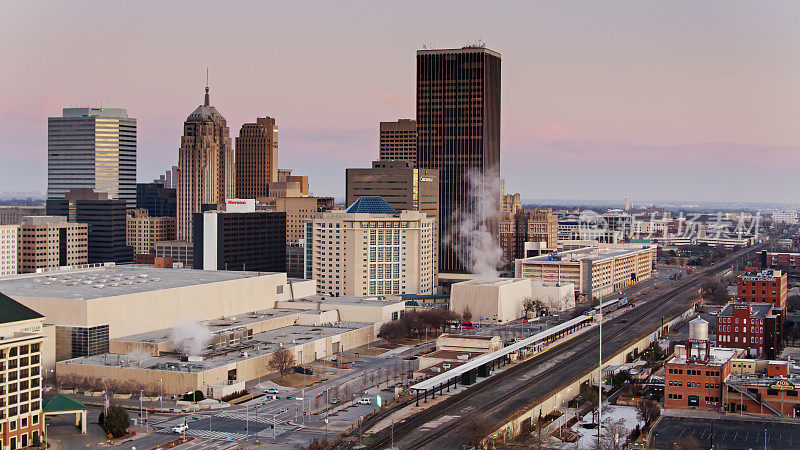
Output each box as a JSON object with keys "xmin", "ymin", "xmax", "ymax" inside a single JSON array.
[{"xmin": 416, "ymin": 46, "xmax": 501, "ymax": 274}]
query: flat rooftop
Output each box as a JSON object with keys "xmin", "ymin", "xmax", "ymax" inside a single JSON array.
[
  {"xmin": 115, "ymin": 308, "xmax": 304, "ymax": 344},
  {"xmin": 720, "ymin": 302, "xmax": 773, "ymax": 319},
  {"xmin": 62, "ymin": 323, "xmax": 371, "ymax": 372},
  {"xmin": 519, "ymin": 244, "xmax": 654, "ymax": 264},
  {"xmin": 668, "ymin": 347, "xmax": 739, "ymax": 366},
  {"xmin": 0, "ymin": 266, "xmax": 278, "ymax": 300},
  {"xmin": 286, "ymin": 294, "xmax": 404, "ymax": 306}
]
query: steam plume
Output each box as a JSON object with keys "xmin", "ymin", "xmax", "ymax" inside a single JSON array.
[
  {"xmin": 446, "ymin": 169, "xmax": 504, "ymax": 281},
  {"xmin": 171, "ymin": 321, "xmax": 212, "ymax": 356}
]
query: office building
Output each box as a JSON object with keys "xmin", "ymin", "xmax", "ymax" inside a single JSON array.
[
  {"xmin": 515, "ymin": 244, "xmax": 657, "ymax": 300},
  {"xmin": 0, "ymin": 225, "xmax": 19, "ymax": 276},
  {"xmin": 772, "ymin": 211, "xmax": 798, "ymax": 225},
  {"xmin": 0, "ymin": 206, "xmax": 45, "ymax": 225},
  {"xmin": 524, "ymin": 208, "xmax": 559, "ymax": 250},
  {"xmin": 499, "ymin": 208, "xmax": 559, "ymax": 267},
  {"xmin": 46, "ymin": 189, "xmax": 132, "ymax": 265},
  {"xmin": 309, "ymin": 196, "xmax": 436, "ymax": 297},
  {"xmin": 154, "ymin": 240, "xmax": 193, "ymax": 267},
  {"xmin": 156, "ymin": 166, "xmax": 178, "ymax": 189},
  {"xmin": 236, "ymin": 117, "xmax": 278, "ymax": 199},
  {"xmin": 126, "ymin": 209, "xmax": 176, "ymax": 255},
  {"xmin": 379, "ymin": 119, "xmax": 417, "ymax": 165},
  {"xmin": 176, "ymin": 87, "xmax": 235, "ymax": 241},
  {"xmin": 192, "ymin": 201, "xmax": 286, "ymax": 272},
  {"xmin": 346, "ymin": 160, "xmax": 439, "ymax": 225},
  {"xmin": 417, "ymin": 46, "xmax": 501, "ymax": 273},
  {"xmin": 18, "ymin": 216, "xmax": 88, "ymax": 273},
  {"xmin": 48, "ymin": 107, "xmax": 136, "ymax": 208},
  {"xmin": 716, "ymin": 302, "xmax": 781, "ymax": 359},
  {"xmin": 272, "ymin": 196, "xmax": 323, "ymax": 244},
  {"xmin": 136, "ymin": 182, "xmax": 177, "ymax": 218},
  {"xmin": 0, "ymin": 293, "xmax": 46, "ymax": 449},
  {"xmin": 277, "ymin": 169, "xmax": 309, "ymax": 196}
]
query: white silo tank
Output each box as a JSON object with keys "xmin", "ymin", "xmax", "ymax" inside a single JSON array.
[{"xmin": 689, "ymin": 317, "xmax": 709, "ymax": 341}]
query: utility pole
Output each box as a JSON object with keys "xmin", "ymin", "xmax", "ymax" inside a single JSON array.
[{"xmin": 598, "ymin": 297, "xmax": 603, "ymax": 449}]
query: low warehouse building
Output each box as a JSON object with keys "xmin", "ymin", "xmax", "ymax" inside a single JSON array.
[{"xmin": 449, "ymin": 278, "xmax": 575, "ymax": 324}]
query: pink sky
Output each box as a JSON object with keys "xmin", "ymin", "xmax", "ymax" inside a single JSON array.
[{"xmin": 1, "ymin": 1, "xmax": 799, "ymax": 202}]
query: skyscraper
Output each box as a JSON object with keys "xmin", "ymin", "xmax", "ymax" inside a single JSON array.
[
  {"xmin": 236, "ymin": 117, "xmax": 278, "ymax": 199},
  {"xmin": 379, "ymin": 119, "xmax": 417, "ymax": 165},
  {"xmin": 176, "ymin": 87, "xmax": 235, "ymax": 241},
  {"xmin": 48, "ymin": 107, "xmax": 137, "ymax": 208},
  {"xmin": 416, "ymin": 46, "xmax": 501, "ymax": 273}
]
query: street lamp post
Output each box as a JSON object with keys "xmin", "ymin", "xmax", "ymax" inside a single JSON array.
[
  {"xmin": 598, "ymin": 297, "xmax": 603, "ymax": 449},
  {"xmin": 157, "ymin": 378, "xmax": 163, "ymax": 410}
]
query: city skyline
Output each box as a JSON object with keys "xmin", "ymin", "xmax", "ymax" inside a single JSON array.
[{"xmin": 2, "ymin": 1, "xmax": 800, "ymax": 203}]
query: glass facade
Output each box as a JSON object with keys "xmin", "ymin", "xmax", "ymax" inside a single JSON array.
[
  {"xmin": 70, "ymin": 325, "xmax": 110, "ymax": 358},
  {"xmin": 47, "ymin": 108, "xmax": 137, "ymax": 208}
]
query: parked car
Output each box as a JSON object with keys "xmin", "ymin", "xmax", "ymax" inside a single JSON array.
[
  {"xmin": 265, "ymin": 388, "xmax": 279, "ymax": 394},
  {"xmin": 171, "ymin": 423, "xmax": 188, "ymax": 434},
  {"xmin": 357, "ymin": 397, "xmax": 372, "ymax": 405},
  {"xmin": 329, "ymin": 398, "xmax": 340, "ymax": 405}
]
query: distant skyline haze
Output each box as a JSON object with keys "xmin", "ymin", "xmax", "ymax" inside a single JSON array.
[{"xmin": 1, "ymin": 1, "xmax": 799, "ymax": 203}]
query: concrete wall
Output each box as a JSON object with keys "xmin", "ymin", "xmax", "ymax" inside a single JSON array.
[
  {"xmin": 450, "ymin": 279, "xmax": 532, "ymax": 324},
  {"xmin": 487, "ymin": 305, "xmax": 696, "ymax": 444},
  {"xmin": 15, "ymin": 272, "xmax": 287, "ymax": 339},
  {"xmin": 56, "ymin": 324, "xmax": 378, "ymax": 395}
]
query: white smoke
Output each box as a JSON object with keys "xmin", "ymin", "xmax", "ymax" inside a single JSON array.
[
  {"xmin": 446, "ymin": 169, "xmax": 504, "ymax": 281},
  {"xmin": 170, "ymin": 321, "xmax": 212, "ymax": 356}
]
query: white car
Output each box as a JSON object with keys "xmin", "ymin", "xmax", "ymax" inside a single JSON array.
[
  {"xmin": 171, "ymin": 423, "xmax": 188, "ymax": 434},
  {"xmin": 265, "ymin": 388, "xmax": 279, "ymax": 394},
  {"xmin": 357, "ymin": 397, "xmax": 372, "ymax": 405}
]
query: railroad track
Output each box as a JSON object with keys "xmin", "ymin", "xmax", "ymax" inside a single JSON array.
[{"xmin": 360, "ymin": 244, "xmax": 763, "ymax": 450}]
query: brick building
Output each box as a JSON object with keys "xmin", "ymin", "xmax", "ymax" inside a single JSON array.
[
  {"xmin": 761, "ymin": 250, "xmax": 800, "ymax": 276},
  {"xmin": 664, "ymin": 318, "xmax": 740, "ymax": 411},
  {"xmin": 716, "ymin": 302, "xmax": 781, "ymax": 359},
  {"xmin": 724, "ymin": 361, "xmax": 800, "ymax": 417},
  {"xmin": 737, "ymin": 267, "xmax": 787, "ymax": 309}
]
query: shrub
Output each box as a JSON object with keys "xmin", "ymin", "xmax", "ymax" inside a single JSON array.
[{"xmin": 100, "ymin": 405, "xmax": 130, "ymax": 438}]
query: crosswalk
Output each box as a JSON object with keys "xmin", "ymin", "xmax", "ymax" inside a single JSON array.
[{"xmin": 216, "ymin": 410, "xmax": 277, "ymax": 424}]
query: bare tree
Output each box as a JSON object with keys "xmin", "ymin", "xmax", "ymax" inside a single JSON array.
[
  {"xmin": 268, "ymin": 348, "xmax": 296, "ymax": 379},
  {"xmin": 593, "ymin": 418, "xmax": 627, "ymax": 450},
  {"xmin": 636, "ymin": 399, "xmax": 660, "ymax": 429},
  {"xmin": 463, "ymin": 413, "xmax": 493, "ymax": 447}
]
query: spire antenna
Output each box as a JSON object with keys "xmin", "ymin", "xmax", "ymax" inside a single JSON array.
[{"xmin": 204, "ymin": 68, "xmax": 210, "ymax": 106}]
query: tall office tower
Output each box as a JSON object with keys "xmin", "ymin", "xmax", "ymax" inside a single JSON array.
[
  {"xmin": 379, "ymin": 119, "xmax": 417, "ymax": 165},
  {"xmin": 236, "ymin": 117, "xmax": 278, "ymax": 199},
  {"xmin": 46, "ymin": 189, "xmax": 132, "ymax": 264},
  {"xmin": 177, "ymin": 87, "xmax": 235, "ymax": 241},
  {"xmin": 416, "ymin": 46, "xmax": 501, "ymax": 273},
  {"xmin": 156, "ymin": 166, "xmax": 179, "ymax": 188},
  {"xmin": 48, "ymin": 107, "xmax": 137, "ymax": 208}
]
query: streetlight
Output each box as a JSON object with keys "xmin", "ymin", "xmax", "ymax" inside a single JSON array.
[{"xmin": 157, "ymin": 378, "xmax": 163, "ymax": 410}]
